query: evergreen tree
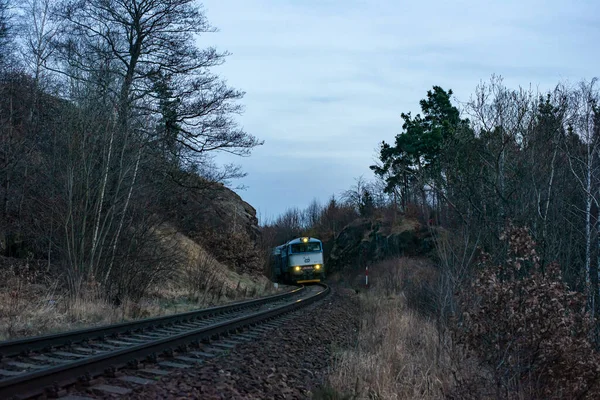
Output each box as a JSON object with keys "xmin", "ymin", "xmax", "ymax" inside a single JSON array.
[
  {"xmin": 359, "ymin": 189, "xmax": 374, "ymax": 217},
  {"xmin": 371, "ymin": 86, "xmax": 470, "ymax": 211}
]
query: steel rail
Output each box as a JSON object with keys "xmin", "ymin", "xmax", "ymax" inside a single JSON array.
[
  {"xmin": 0, "ymin": 286, "xmax": 304, "ymax": 358},
  {"xmin": 0, "ymin": 283, "xmax": 329, "ymax": 400}
]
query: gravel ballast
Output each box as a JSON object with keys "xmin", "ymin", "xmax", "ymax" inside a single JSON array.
[{"xmin": 70, "ymin": 286, "xmax": 359, "ymax": 400}]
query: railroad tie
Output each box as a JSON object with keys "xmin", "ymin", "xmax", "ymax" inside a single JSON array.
[
  {"xmin": 212, "ymin": 342, "xmax": 236, "ymax": 350},
  {"xmin": 90, "ymin": 384, "xmax": 132, "ymax": 395},
  {"xmin": 188, "ymin": 351, "xmax": 216, "ymax": 358},
  {"xmin": 175, "ymin": 355, "xmax": 204, "ymax": 364},
  {"xmin": 119, "ymin": 375, "xmax": 156, "ymax": 385},
  {"xmin": 5, "ymin": 361, "xmax": 46, "ymax": 369},
  {"xmin": 158, "ymin": 361, "xmax": 192, "ymax": 369},
  {"xmin": 139, "ymin": 368, "xmax": 170, "ymax": 376}
]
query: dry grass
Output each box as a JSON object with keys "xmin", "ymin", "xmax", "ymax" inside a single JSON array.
[
  {"xmin": 0, "ymin": 226, "xmax": 279, "ymax": 341},
  {"xmin": 159, "ymin": 224, "xmax": 274, "ymax": 299},
  {"xmin": 323, "ymin": 257, "xmax": 453, "ymax": 400},
  {"xmin": 0, "ymin": 278, "xmax": 119, "ymax": 340},
  {"xmin": 0, "ymin": 270, "xmax": 277, "ymax": 341},
  {"xmin": 388, "ymin": 217, "xmax": 420, "ymax": 236}
]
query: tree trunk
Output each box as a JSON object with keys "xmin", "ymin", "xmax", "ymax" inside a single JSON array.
[{"xmin": 104, "ymin": 144, "xmax": 143, "ymax": 285}]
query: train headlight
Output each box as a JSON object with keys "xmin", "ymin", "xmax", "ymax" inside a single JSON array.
[
  {"xmin": 315, "ymin": 264, "xmax": 321, "ymax": 270},
  {"xmin": 302, "ymin": 237, "xmax": 309, "ymax": 243},
  {"xmin": 294, "ymin": 266, "xmax": 301, "ymax": 272}
]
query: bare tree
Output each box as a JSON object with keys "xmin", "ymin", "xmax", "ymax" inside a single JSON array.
[
  {"xmin": 563, "ymin": 79, "xmax": 600, "ymax": 312},
  {"xmin": 0, "ymin": 0, "xmax": 13, "ymax": 69},
  {"xmin": 303, "ymin": 198, "xmax": 322, "ymax": 229},
  {"xmin": 17, "ymin": 0, "xmax": 62, "ymax": 91},
  {"xmin": 55, "ymin": 0, "xmax": 262, "ymax": 175},
  {"xmin": 341, "ymin": 175, "xmax": 369, "ymax": 213},
  {"xmin": 17, "ymin": 0, "xmax": 262, "ymax": 293}
]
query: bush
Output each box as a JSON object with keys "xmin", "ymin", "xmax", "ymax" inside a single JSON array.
[
  {"xmin": 181, "ymin": 252, "xmax": 218, "ymax": 302},
  {"xmin": 452, "ymin": 225, "xmax": 600, "ymax": 399}
]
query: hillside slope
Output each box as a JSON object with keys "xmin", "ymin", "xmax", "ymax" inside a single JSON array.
[{"xmin": 0, "ymin": 183, "xmax": 273, "ymax": 340}]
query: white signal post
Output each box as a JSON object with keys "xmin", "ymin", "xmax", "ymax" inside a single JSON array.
[{"xmin": 365, "ymin": 266, "xmax": 369, "ymax": 287}]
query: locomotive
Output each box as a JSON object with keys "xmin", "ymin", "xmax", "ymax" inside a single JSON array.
[{"xmin": 271, "ymin": 237, "xmax": 325, "ymax": 284}]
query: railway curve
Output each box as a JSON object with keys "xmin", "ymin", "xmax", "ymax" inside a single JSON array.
[{"xmin": 0, "ymin": 284, "xmax": 329, "ymax": 399}]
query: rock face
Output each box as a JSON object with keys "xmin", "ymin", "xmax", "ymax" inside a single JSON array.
[
  {"xmin": 196, "ymin": 186, "xmax": 263, "ymax": 275},
  {"xmin": 164, "ymin": 183, "xmax": 262, "ymax": 275},
  {"xmin": 193, "ymin": 184, "xmax": 260, "ymax": 241},
  {"xmin": 326, "ymin": 217, "xmax": 434, "ymax": 272}
]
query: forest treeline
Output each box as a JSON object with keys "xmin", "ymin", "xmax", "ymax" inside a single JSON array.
[
  {"xmin": 371, "ymin": 78, "xmax": 600, "ymax": 397},
  {"xmin": 370, "ymin": 78, "xmax": 600, "ymax": 309},
  {"xmin": 269, "ymin": 75, "xmax": 600, "ymax": 313},
  {"xmin": 0, "ymin": 0, "xmax": 262, "ymax": 299},
  {"xmin": 263, "ymin": 78, "xmax": 600, "ymax": 397}
]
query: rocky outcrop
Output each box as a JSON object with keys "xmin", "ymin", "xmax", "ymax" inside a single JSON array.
[
  {"xmin": 193, "ymin": 184, "xmax": 260, "ymax": 241},
  {"xmin": 163, "ymin": 182, "xmax": 262, "ymax": 275},
  {"xmin": 327, "ymin": 217, "xmax": 434, "ymax": 272}
]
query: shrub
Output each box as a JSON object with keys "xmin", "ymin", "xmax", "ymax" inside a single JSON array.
[
  {"xmin": 181, "ymin": 252, "xmax": 218, "ymax": 302},
  {"xmin": 452, "ymin": 225, "xmax": 600, "ymax": 399}
]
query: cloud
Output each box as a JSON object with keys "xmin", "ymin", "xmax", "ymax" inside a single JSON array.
[
  {"xmin": 306, "ymin": 95, "xmax": 344, "ymax": 104},
  {"xmin": 201, "ymin": 0, "xmax": 600, "ymax": 221}
]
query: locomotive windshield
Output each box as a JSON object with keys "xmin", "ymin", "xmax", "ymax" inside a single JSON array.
[{"xmin": 291, "ymin": 242, "xmax": 321, "ymax": 253}]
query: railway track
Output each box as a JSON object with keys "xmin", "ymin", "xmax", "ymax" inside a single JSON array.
[{"xmin": 0, "ymin": 283, "xmax": 329, "ymax": 399}]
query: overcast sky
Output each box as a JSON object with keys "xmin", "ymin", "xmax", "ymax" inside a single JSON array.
[{"xmin": 201, "ymin": 0, "xmax": 600, "ymax": 223}]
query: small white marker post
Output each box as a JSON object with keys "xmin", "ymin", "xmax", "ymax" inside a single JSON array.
[{"xmin": 365, "ymin": 265, "xmax": 369, "ymax": 287}]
